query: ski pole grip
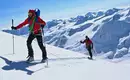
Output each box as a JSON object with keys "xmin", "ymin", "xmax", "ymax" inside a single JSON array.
[{"xmin": 12, "ymin": 19, "xmax": 14, "ymax": 26}]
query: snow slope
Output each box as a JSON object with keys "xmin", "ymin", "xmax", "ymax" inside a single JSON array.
[{"xmin": 0, "ymin": 31, "xmax": 130, "ymax": 80}]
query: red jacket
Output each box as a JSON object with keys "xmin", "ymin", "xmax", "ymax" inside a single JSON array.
[
  {"xmin": 81, "ymin": 39, "xmax": 93, "ymax": 48},
  {"xmin": 16, "ymin": 16, "xmax": 46, "ymax": 34}
]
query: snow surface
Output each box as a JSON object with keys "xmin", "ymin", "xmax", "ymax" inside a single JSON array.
[{"xmin": 0, "ymin": 31, "xmax": 130, "ymax": 80}]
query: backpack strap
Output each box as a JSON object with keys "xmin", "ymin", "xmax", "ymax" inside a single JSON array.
[{"xmin": 29, "ymin": 16, "xmax": 36, "ymax": 33}]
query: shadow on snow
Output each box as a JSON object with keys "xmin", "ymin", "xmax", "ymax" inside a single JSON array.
[
  {"xmin": 0, "ymin": 56, "xmax": 38, "ymax": 75},
  {"xmin": 0, "ymin": 56, "xmax": 87, "ymax": 75}
]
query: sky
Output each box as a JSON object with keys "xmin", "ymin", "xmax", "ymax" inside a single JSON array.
[{"xmin": 0, "ymin": 0, "xmax": 130, "ymax": 28}]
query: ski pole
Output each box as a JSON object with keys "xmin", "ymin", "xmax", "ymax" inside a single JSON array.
[
  {"xmin": 42, "ymin": 29, "xmax": 48, "ymax": 67},
  {"xmin": 41, "ymin": 27, "xmax": 49, "ymax": 67},
  {"xmin": 12, "ymin": 19, "xmax": 15, "ymax": 54},
  {"xmin": 42, "ymin": 28, "xmax": 46, "ymax": 47}
]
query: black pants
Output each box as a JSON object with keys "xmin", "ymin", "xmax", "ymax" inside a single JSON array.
[
  {"xmin": 87, "ymin": 46, "xmax": 93, "ymax": 58},
  {"xmin": 27, "ymin": 33, "xmax": 47, "ymax": 59}
]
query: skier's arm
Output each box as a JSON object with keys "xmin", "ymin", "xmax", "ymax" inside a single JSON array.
[
  {"xmin": 80, "ymin": 40, "xmax": 86, "ymax": 43},
  {"xmin": 38, "ymin": 17, "xmax": 46, "ymax": 27},
  {"xmin": 16, "ymin": 18, "xmax": 28, "ymax": 29}
]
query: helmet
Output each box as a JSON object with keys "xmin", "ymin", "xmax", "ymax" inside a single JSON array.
[
  {"xmin": 85, "ymin": 36, "xmax": 88, "ymax": 39},
  {"xmin": 85, "ymin": 36, "xmax": 89, "ymax": 40}
]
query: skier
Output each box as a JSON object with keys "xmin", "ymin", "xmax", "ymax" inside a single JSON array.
[
  {"xmin": 11, "ymin": 9, "xmax": 47, "ymax": 62},
  {"xmin": 80, "ymin": 36, "xmax": 93, "ymax": 59}
]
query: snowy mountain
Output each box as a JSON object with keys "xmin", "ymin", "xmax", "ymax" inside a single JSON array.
[
  {"xmin": 44, "ymin": 7, "xmax": 130, "ymax": 59},
  {"xmin": 0, "ymin": 31, "xmax": 130, "ymax": 80},
  {"xmin": 2, "ymin": 7, "xmax": 130, "ymax": 59}
]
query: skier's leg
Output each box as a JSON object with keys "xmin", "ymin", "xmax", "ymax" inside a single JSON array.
[
  {"xmin": 27, "ymin": 33, "xmax": 35, "ymax": 57},
  {"xmin": 36, "ymin": 35, "xmax": 47, "ymax": 59},
  {"xmin": 87, "ymin": 46, "xmax": 93, "ymax": 58}
]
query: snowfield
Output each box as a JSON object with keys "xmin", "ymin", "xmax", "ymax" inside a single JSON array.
[{"xmin": 0, "ymin": 30, "xmax": 130, "ymax": 80}]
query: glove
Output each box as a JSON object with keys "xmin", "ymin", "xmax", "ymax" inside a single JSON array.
[
  {"xmin": 80, "ymin": 40, "xmax": 83, "ymax": 43},
  {"xmin": 11, "ymin": 26, "xmax": 17, "ymax": 30},
  {"xmin": 41, "ymin": 25, "xmax": 44, "ymax": 29}
]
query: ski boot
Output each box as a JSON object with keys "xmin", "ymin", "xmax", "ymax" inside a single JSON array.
[
  {"xmin": 41, "ymin": 57, "xmax": 48, "ymax": 63},
  {"xmin": 27, "ymin": 56, "xmax": 34, "ymax": 63},
  {"xmin": 88, "ymin": 57, "xmax": 93, "ymax": 60}
]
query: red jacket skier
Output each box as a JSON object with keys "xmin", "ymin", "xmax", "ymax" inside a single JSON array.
[
  {"xmin": 15, "ymin": 10, "xmax": 46, "ymax": 34},
  {"xmin": 80, "ymin": 36, "xmax": 93, "ymax": 59},
  {"xmin": 11, "ymin": 9, "xmax": 47, "ymax": 62}
]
